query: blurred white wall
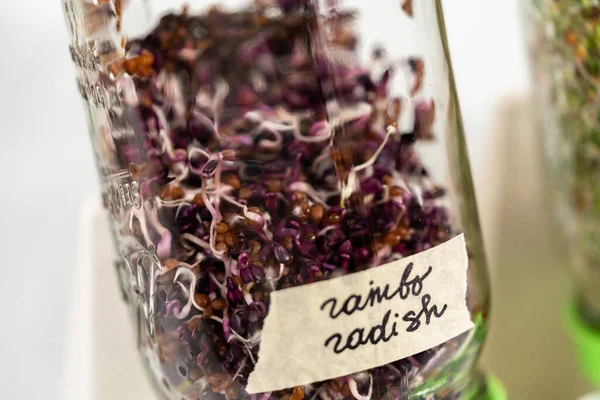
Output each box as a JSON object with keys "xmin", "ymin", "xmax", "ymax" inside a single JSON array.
[{"xmin": 0, "ymin": 1, "xmax": 528, "ymax": 398}]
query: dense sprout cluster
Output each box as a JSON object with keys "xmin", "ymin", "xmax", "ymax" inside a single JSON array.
[
  {"xmin": 531, "ymin": 0, "xmax": 600, "ymax": 324},
  {"xmin": 105, "ymin": 2, "xmax": 462, "ymax": 399}
]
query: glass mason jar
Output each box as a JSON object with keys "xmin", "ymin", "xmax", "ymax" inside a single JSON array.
[
  {"xmin": 525, "ymin": 1, "xmax": 600, "ymax": 330},
  {"xmin": 63, "ymin": 0, "xmax": 491, "ymax": 399},
  {"xmin": 524, "ymin": 0, "xmax": 600, "ymax": 386}
]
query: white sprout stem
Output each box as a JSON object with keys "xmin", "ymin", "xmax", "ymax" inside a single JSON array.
[
  {"xmin": 262, "ymin": 213, "xmax": 274, "ymax": 241},
  {"xmin": 228, "ymin": 328, "xmax": 257, "ymax": 346},
  {"xmin": 312, "ymin": 149, "xmax": 334, "ymax": 177},
  {"xmin": 176, "ymin": 281, "xmax": 189, "ymax": 297},
  {"xmin": 220, "ymin": 193, "xmax": 248, "ymax": 210},
  {"xmin": 267, "ymin": 263, "xmax": 285, "ymax": 290},
  {"xmin": 201, "ymin": 178, "xmax": 226, "ymax": 261},
  {"xmin": 287, "ymin": 181, "xmax": 337, "ymax": 208},
  {"xmin": 147, "ymin": 202, "xmax": 169, "ymax": 236},
  {"xmin": 232, "ymin": 357, "xmax": 248, "ymax": 382},
  {"xmin": 408, "ymin": 183, "xmax": 424, "ymax": 207},
  {"xmin": 209, "ymin": 272, "xmax": 228, "ymax": 299},
  {"xmin": 309, "ymin": 385, "xmax": 326, "ymax": 400},
  {"xmin": 271, "ymin": 107, "xmax": 331, "ymax": 143},
  {"xmin": 173, "ymin": 267, "xmax": 198, "ymax": 319},
  {"xmin": 220, "ymin": 193, "xmax": 264, "ymax": 227},
  {"xmin": 180, "ymin": 233, "xmax": 212, "ymax": 251},
  {"xmin": 243, "ymin": 290, "xmax": 254, "ymax": 305},
  {"xmin": 188, "ymin": 145, "xmax": 212, "ymax": 160},
  {"xmin": 155, "ymin": 258, "xmax": 201, "ymax": 277},
  {"xmin": 251, "ymin": 120, "xmax": 284, "ymax": 149},
  {"xmin": 355, "ymin": 125, "xmax": 397, "ymax": 172},
  {"xmin": 292, "ymin": 117, "xmax": 331, "ymax": 143},
  {"xmin": 212, "ymin": 78, "xmax": 229, "ymax": 142},
  {"xmin": 157, "ymin": 198, "xmax": 189, "ymax": 207},
  {"xmin": 348, "ymin": 375, "xmax": 373, "ymax": 400},
  {"xmin": 328, "ymin": 101, "xmax": 373, "ymax": 128},
  {"xmin": 374, "ymin": 244, "xmax": 392, "ymax": 267},
  {"xmin": 316, "ymin": 224, "xmax": 339, "ymax": 237},
  {"xmin": 153, "ymin": 106, "xmax": 176, "ymax": 158},
  {"xmin": 374, "ymin": 185, "xmax": 390, "ymax": 205},
  {"xmin": 246, "ymin": 346, "xmax": 257, "ymax": 365},
  {"xmin": 214, "ymin": 156, "xmax": 223, "ymax": 212},
  {"xmin": 171, "ymin": 164, "xmax": 190, "ymax": 184},
  {"xmin": 185, "ymin": 314, "xmax": 224, "ymax": 326},
  {"xmin": 130, "ymin": 206, "xmax": 153, "ymax": 247},
  {"xmin": 275, "ymin": 192, "xmax": 290, "ymax": 204}
]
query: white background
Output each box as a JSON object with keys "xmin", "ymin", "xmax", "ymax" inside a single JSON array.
[{"xmin": 0, "ymin": 1, "xmax": 528, "ymax": 398}]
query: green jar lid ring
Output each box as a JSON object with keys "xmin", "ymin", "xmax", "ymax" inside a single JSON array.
[
  {"xmin": 564, "ymin": 300, "xmax": 600, "ymax": 387},
  {"xmin": 486, "ymin": 372, "xmax": 507, "ymax": 400}
]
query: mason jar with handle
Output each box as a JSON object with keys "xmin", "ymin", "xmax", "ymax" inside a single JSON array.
[{"xmin": 62, "ymin": 0, "xmax": 498, "ymax": 398}]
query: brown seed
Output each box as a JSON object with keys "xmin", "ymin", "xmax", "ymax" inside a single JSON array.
[
  {"xmin": 267, "ymin": 180, "xmax": 282, "ymax": 192},
  {"xmin": 291, "ymin": 202, "xmax": 310, "ymax": 222},
  {"xmin": 223, "ymin": 232, "xmax": 236, "ymax": 248},
  {"xmin": 324, "ymin": 212, "xmax": 341, "ymax": 226},
  {"xmin": 215, "ymin": 242, "xmax": 228, "ymax": 253},
  {"xmin": 328, "ymin": 380, "xmax": 342, "ymax": 392},
  {"xmin": 211, "ymin": 298, "xmax": 227, "ymax": 311},
  {"xmin": 291, "ymin": 386, "xmax": 305, "ymax": 400},
  {"xmin": 248, "ymin": 206, "xmax": 262, "ymax": 214},
  {"xmin": 390, "ymin": 186, "xmax": 404, "ymax": 198},
  {"xmin": 128, "ymin": 163, "xmax": 142, "ymax": 180},
  {"xmin": 225, "ymin": 384, "xmax": 239, "ymax": 400},
  {"xmin": 238, "ymin": 187, "xmax": 252, "ymax": 200},
  {"xmin": 302, "ymin": 232, "xmax": 316, "ymax": 243},
  {"xmin": 224, "ymin": 174, "xmax": 241, "ymax": 190},
  {"xmin": 292, "ymin": 190, "xmax": 307, "ymax": 202},
  {"xmin": 194, "ymin": 294, "xmax": 210, "ymax": 308},
  {"xmin": 192, "ymin": 193, "xmax": 205, "ymax": 207},
  {"xmin": 169, "ymin": 185, "xmax": 185, "ymax": 200},
  {"xmin": 384, "ymin": 231, "xmax": 402, "ymax": 247},
  {"xmin": 340, "ymin": 382, "xmax": 352, "ymax": 397},
  {"xmin": 398, "ymin": 227, "xmax": 409, "ymax": 239},
  {"xmin": 189, "ymin": 368, "xmax": 204, "ymax": 381},
  {"xmin": 217, "ymin": 344, "xmax": 229, "ymax": 360},
  {"xmin": 232, "ymin": 276, "xmax": 244, "ymax": 287},
  {"xmin": 309, "ymin": 204, "xmax": 324, "ymax": 222},
  {"xmin": 381, "ymin": 174, "xmax": 393, "ymax": 185},
  {"xmin": 215, "ymin": 222, "xmax": 229, "ymax": 234},
  {"xmin": 159, "ymin": 185, "xmax": 171, "ymax": 200},
  {"xmin": 187, "ymin": 320, "xmax": 199, "ymax": 333},
  {"xmin": 252, "ymin": 290, "xmax": 265, "ymax": 301},
  {"xmin": 202, "ymin": 305, "xmax": 214, "ymax": 319},
  {"xmin": 249, "ymin": 240, "xmax": 261, "ymax": 257},
  {"xmin": 282, "ymin": 236, "xmax": 294, "ymax": 250},
  {"xmin": 220, "ymin": 149, "xmax": 237, "ymax": 160},
  {"xmin": 163, "ymin": 258, "xmax": 179, "ymax": 270},
  {"xmin": 207, "ymin": 372, "xmax": 228, "ymax": 385}
]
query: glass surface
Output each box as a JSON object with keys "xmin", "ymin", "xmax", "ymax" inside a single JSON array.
[
  {"xmin": 525, "ymin": 0, "xmax": 600, "ymax": 328},
  {"xmin": 63, "ymin": 0, "xmax": 491, "ymax": 398}
]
